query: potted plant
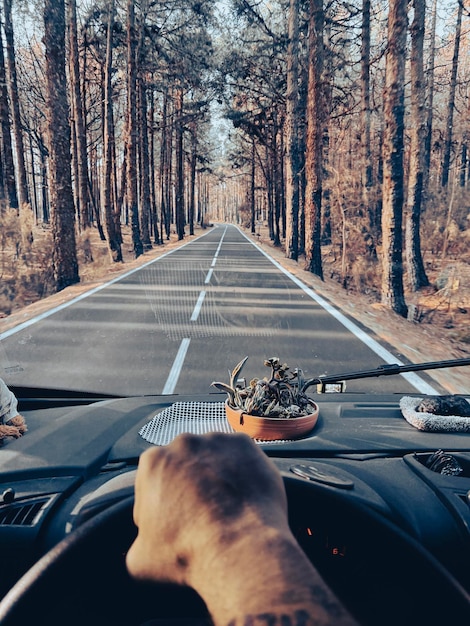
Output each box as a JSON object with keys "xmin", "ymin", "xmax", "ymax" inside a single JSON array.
[{"xmin": 211, "ymin": 356, "xmax": 319, "ymax": 440}]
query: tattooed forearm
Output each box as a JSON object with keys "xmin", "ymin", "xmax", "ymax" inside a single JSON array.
[
  {"xmin": 226, "ymin": 607, "xmax": 351, "ymax": 626},
  {"xmin": 227, "ymin": 609, "xmax": 309, "ymax": 626}
]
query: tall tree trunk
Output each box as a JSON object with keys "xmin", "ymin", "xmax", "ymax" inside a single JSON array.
[
  {"xmin": 321, "ymin": 14, "xmax": 332, "ymax": 246},
  {"xmin": 321, "ymin": 127, "xmax": 331, "ymax": 244},
  {"xmin": 460, "ymin": 142, "xmax": 468, "ymax": 187},
  {"xmin": 250, "ymin": 135, "xmax": 256, "ymax": 234},
  {"xmin": 103, "ymin": 0, "xmax": 122, "ymax": 262},
  {"xmin": 304, "ymin": 0, "xmax": 324, "ymax": 279},
  {"xmin": 28, "ymin": 132, "xmax": 37, "ymax": 218},
  {"xmin": 188, "ymin": 120, "xmax": 197, "ymax": 236},
  {"xmin": 0, "ymin": 142, "xmax": 5, "ymax": 206},
  {"xmin": 44, "ymin": 0, "xmax": 79, "ymax": 290},
  {"xmin": 298, "ymin": 60, "xmax": 308, "ymax": 256},
  {"xmin": 159, "ymin": 89, "xmax": 170, "ymax": 240},
  {"xmin": 381, "ymin": 0, "xmax": 407, "ymax": 317},
  {"xmin": 0, "ymin": 31, "xmax": 17, "ymax": 209},
  {"xmin": 110, "ymin": 96, "xmax": 123, "ymax": 247},
  {"xmin": 441, "ymin": 0, "xmax": 463, "ymax": 188},
  {"xmin": 117, "ymin": 141, "xmax": 127, "ymax": 225},
  {"xmin": 148, "ymin": 86, "xmax": 160, "ymax": 244},
  {"xmin": 39, "ymin": 136, "xmax": 49, "ymax": 223},
  {"xmin": 423, "ymin": 0, "xmax": 437, "ymax": 189},
  {"xmin": 361, "ymin": 0, "xmax": 374, "ymax": 233},
  {"xmin": 70, "ymin": 95, "xmax": 80, "ymax": 222},
  {"xmin": 160, "ymin": 88, "xmax": 173, "ymax": 240},
  {"xmin": 68, "ymin": 0, "xmax": 90, "ymax": 230},
  {"xmin": 175, "ymin": 85, "xmax": 185, "ymax": 240},
  {"xmin": 126, "ymin": 0, "xmax": 143, "ymax": 258},
  {"xmin": 285, "ymin": 0, "xmax": 300, "ymax": 260},
  {"xmin": 3, "ymin": 0, "xmax": 29, "ymax": 208},
  {"xmin": 279, "ymin": 124, "xmax": 286, "ymax": 239},
  {"xmin": 137, "ymin": 0, "xmax": 152, "ymax": 250},
  {"xmin": 405, "ymin": 0, "xmax": 429, "ymax": 291},
  {"xmin": 138, "ymin": 73, "xmax": 152, "ymax": 249},
  {"xmin": 265, "ymin": 142, "xmax": 274, "ymax": 240},
  {"xmin": 272, "ymin": 115, "xmax": 281, "ymax": 247}
]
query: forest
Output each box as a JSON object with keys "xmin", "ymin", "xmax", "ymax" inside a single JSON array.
[{"xmin": 0, "ymin": 0, "xmax": 469, "ymax": 333}]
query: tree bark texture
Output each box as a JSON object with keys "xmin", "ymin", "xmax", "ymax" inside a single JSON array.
[
  {"xmin": 250, "ymin": 136, "xmax": 256, "ymax": 234},
  {"xmin": 361, "ymin": 0, "xmax": 374, "ymax": 228},
  {"xmin": 441, "ymin": 0, "xmax": 462, "ymax": 188},
  {"xmin": 304, "ymin": 0, "xmax": 324, "ymax": 279},
  {"xmin": 103, "ymin": 0, "xmax": 123, "ymax": 262},
  {"xmin": 381, "ymin": 0, "xmax": 407, "ymax": 317},
  {"xmin": 126, "ymin": 0, "xmax": 143, "ymax": 258},
  {"xmin": 189, "ymin": 121, "xmax": 197, "ymax": 236},
  {"xmin": 3, "ymin": 0, "xmax": 29, "ymax": 208},
  {"xmin": 285, "ymin": 0, "xmax": 300, "ymax": 261},
  {"xmin": 423, "ymin": 0, "xmax": 437, "ymax": 189},
  {"xmin": 405, "ymin": 0, "xmax": 429, "ymax": 291},
  {"xmin": 148, "ymin": 86, "xmax": 160, "ymax": 244},
  {"xmin": 0, "ymin": 31, "xmax": 17, "ymax": 209},
  {"xmin": 44, "ymin": 0, "xmax": 80, "ymax": 290},
  {"xmin": 137, "ymin": 0, "xmax": 152, "ymax": 250},
  {"xmin": 138, "ymin": 74, "xmax": 152, "ymax": 249},
  {"xmin": 175, "ymin": 85, "xmax": 185, "ymax": 241},
  {"xmin": 68, "ymin": 0, "xmax": 90, "ymax": 230},
  {"xmin": 159, "ymin": 89, "xmax": 171, "ymax": 240}
]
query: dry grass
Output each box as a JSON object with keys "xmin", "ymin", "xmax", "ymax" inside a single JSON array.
[
  {"xmin": 0, "ymin": 215, "xmax": 204, "ymax": 321},
  {"xmin": 0, "ymin": 211, "xmax": 468, "ymax": 392},
  {"xmin": 250, "ymin": 222, "xmax": 470, "ymax": 394}
]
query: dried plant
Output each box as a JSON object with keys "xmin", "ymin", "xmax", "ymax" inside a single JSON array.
[{"xmin": 212, "ymin": 357, "xmax": 317, "ymax": 418}]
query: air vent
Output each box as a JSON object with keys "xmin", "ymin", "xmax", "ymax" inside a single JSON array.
[{"xmin": 0, "ymin": 496, "xmax": 52, "ymax": 527}]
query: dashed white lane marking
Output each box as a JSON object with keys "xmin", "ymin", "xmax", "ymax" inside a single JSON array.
[
  {"xmin": 190, "ymin": 291, "xmax": 206, "ymax": 321},
  {"xmin": 162, "ymin": 338, "xmax": 191, "ymax": 394}
]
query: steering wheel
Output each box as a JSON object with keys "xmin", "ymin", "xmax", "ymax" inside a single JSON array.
[{"xmin": 0, "ymin": 477, "xmax": 469, "ymax": 626}]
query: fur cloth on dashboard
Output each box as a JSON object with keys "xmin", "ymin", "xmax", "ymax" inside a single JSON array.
[{"xmin": 0, "ymin": 378, "xmax": 27, "ymax": 441}]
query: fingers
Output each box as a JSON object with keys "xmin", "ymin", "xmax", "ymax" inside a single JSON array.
[{"xmin": 126, "ymin": 432, "xmax": 288, "ymax": 585}]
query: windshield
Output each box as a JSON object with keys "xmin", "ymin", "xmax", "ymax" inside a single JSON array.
[{"xmin": 0, "ymin": 0, "xmax": 468, "ymax": 399}]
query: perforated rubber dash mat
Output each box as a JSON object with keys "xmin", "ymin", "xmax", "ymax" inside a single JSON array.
[
  {"xmin": 139, "ymin": 401, "xmax": 286, "ymax": 445},
  {"xmin": 139, "ymin": 402, "xmax": 232, "ymax": 445}
]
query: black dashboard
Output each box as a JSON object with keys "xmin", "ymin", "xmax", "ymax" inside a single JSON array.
[{"xmin": 1, "ymin": 392, "xmax": 470, "ymax": 625}]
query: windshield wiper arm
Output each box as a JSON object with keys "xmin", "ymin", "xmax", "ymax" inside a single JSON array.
[{"xmin": 306, "ymin": 357, "xmax": 470, "ymax": 389}]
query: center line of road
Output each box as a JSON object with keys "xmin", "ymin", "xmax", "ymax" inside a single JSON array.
[
  {"xmin": 213, "ymin": 225, "xmax": 227, "ymax": 259},
  {"xmin": 190, "ymin": 291, "xmax": 206, "ymax": 321},
  {"xmin": 164, "ymin": 227, "xmax": 226, "ymax": 394},
  {"xmin": 162, "ymin": 338, "xmax": 191, "ymax": 394},
  {"xmin": 207, "ymin": 226, "xmax": 226, "ymax": 278}
]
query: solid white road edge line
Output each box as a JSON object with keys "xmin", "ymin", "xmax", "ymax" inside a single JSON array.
[
  {"xmin": 236, "ymin": 226, "xmax": 438, "ymax": 395},
  {"xmin": 0, "ymin": 228, "xmax": 215, "ymax": 341}
]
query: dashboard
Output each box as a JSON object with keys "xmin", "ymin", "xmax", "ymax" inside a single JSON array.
[{"xmin": 1, "ymin": 391, "xmax": 470, "ymax": 625}]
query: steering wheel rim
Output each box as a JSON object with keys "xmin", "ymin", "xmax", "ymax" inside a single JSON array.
[{"xmin": 0, "ymin": 479, "xmax": 469, "ymax": 626}]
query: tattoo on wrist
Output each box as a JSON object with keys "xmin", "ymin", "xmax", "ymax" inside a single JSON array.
[
  {"xmin": 227, "ymin": 609, "xmax": 310, "ymax": 626},
  {"xmin": 225, "ymin": 587, "xmax": 353, "ymax": 626}
]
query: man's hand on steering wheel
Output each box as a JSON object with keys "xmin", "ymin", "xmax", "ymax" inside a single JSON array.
[{"xmin": 126, "ymin": 432, "xmax": 358, "ymax": 626}]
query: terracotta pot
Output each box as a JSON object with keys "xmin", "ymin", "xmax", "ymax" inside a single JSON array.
[{"xmin": 225, "ymin": 400, "xmax": 319, "ymax": 441}]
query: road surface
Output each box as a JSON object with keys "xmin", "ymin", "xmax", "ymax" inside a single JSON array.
[{"xmin": 0, "ymin": 224, "xmax": 437, "ymax": 396}]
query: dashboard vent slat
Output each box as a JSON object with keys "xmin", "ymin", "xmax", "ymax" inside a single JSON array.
[{"xmin": 0, "ymin": 497, "xmax": 51, "ymax": 527}]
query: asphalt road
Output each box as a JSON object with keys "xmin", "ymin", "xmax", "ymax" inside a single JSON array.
[{"xmin": 0, "ymin": 224, "xmax": 437, "ymax": 396}]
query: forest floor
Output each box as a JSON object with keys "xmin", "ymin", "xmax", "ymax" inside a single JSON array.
[
  {"xmin": 250, "ymin": 225, "xmax": 469, "ymax": 395},
  {"xmin": 0, "ymin": 221, "xmax": 469, "ymax": 394}
]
